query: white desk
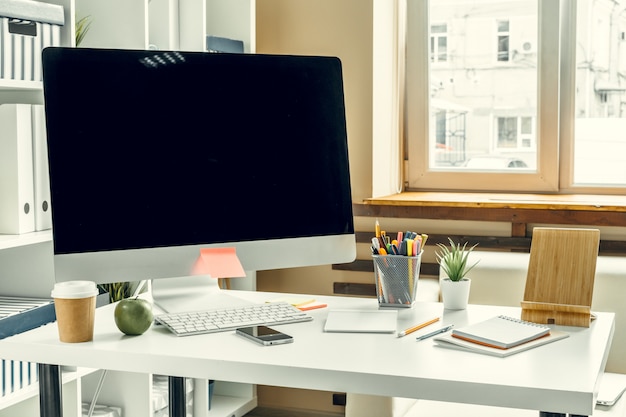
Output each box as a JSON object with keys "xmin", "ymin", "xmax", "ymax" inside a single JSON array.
[{"xmin": 0, "ymin": 291, "xmax": 615, "ymax": 417}]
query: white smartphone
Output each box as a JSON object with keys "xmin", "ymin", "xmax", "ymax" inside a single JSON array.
[{"xmin": 236, "ymin": 326, "xmax": 294, "ymax": 346}]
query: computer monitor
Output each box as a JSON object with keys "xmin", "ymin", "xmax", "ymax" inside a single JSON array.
[{"xmin": 41, "ymin": 47, "xmax": 356, "ymax": 285}]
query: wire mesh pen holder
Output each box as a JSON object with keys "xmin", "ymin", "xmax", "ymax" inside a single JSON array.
[{"xmin": 372, "ymin": 252, "xmax": 422, "ymax": 308}]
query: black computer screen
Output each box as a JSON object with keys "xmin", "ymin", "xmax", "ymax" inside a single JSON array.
[{"xmin": 42, "ymin": 48, "xmax": 354, "ymax": 274}]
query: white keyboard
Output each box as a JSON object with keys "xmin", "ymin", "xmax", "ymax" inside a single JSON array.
[{"xmin": 155, "ymin": 302, "xmax": 313, "ymax": 336}]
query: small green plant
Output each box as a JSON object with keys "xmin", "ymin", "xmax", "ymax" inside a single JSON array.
[
  {"xmin": 75, "ymin": 15, "xmax": 92, "ymax": 46},
  {"xmin": 98, "ymin": 282, "xmax": 132, "ymax": 303},
  {"xmin": 98, "ymin": 281, "xmax": 147, "ymax": 303},
  {"xmin": 435, "ymin": 237, "xmax": 479, "ymax": 282}
]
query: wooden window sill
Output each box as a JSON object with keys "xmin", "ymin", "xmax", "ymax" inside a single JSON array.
[
  {"xmin": 353, "ymin": 192, "xmax": 626, "ymax": 231},
  {"xmin": 361, "ymin": 192, "xmax": 626, "ymax": 212}
]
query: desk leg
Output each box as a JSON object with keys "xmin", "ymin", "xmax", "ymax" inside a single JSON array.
[
  {"xmin": 38, "ymin": 363, "xmax": 63, "ymax": 417},
  {"xmin": 168, "ymin": 376, "xmax": 187, "ymax": 417}
]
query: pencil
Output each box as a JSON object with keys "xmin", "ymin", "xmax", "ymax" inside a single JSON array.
[{"xmin": 397, "ymin": 317, "xmax": 440, "ymax": 337}]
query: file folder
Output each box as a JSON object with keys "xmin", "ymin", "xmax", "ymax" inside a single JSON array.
[
  {"xmin": 31, "ymin": 104, "xmax": 51, "ymax": 230},
  {"xmin": 0, "ymin": 104, "xmax": 35, "ymax": 234}
]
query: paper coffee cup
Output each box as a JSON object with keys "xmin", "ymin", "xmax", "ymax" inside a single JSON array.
[{"xmin": 51, "ymin": 281, "xmax": 98, "ymax": 343}]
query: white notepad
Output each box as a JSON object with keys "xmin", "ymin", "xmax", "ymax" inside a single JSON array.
[
  {"xmin": 323, "ymin": 309, "xmax": 397, "ymax": 333},
  {"xmin": 451, "ymin": 315, "xmax": 551, "ymax": 349}
]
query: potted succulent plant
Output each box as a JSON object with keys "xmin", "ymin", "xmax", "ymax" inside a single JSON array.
[{"xmin": 435, "ymin": 238, "xmax": 479, "ymax": 310}]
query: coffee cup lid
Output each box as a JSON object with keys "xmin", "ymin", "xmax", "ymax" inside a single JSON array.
[{"xmin": 51, "ymin": 280, "xmax": 98, "ymax": 299}]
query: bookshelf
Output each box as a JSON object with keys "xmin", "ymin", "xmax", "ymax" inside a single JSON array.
[{"xmin": 0, "ymin": 1, "xmax": 257, "ymax": 415}]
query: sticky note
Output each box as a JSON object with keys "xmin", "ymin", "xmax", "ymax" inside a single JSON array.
[{"xmin": 192, "ymin": 247, "xmax": 246, "ymax": 278}]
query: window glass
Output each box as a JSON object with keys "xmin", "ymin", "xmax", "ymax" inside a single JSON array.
[
  {"xmin": 427, "ymin": 0, "xmax": 538, "ymax": 171},
  {"xmin": 573, "ymin": 0, "xmax": 626, "ymax": 186}
]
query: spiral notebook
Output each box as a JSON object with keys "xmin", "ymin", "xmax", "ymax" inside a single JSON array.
[
  {"xmin": 433, "ymin": 330, "xmax": 569, "ymax": 357},
  {"xmin": 451, "ymin": 315, "xmax": 551, "ymax": 349}
]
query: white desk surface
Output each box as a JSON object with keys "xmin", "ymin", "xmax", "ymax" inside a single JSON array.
[{"xmin": 0, "ymin": 290, "xmax": 615, "ymax": 416}]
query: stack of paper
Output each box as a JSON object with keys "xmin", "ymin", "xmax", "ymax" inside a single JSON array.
[{"xmin": 434, "ymin": 315, "xmax": 569, "ymax": 357}]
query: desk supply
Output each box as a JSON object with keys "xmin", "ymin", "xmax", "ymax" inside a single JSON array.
[
  {"xmin": 451, "ymin": 315, "xmax": 551, "ymax": 349},
  {"xmin": 397, "ymin": 317, "xmax": 439, "ymax": 337},
  {"xmin": 297, "ymin": 301, "xmax": 328, "ymax": 311},
  {"xmin": 370, "ymin": 221, "xmax": 428, "ymax": 257},
  {"xmin": 266, "ymin": 296, "xmax": 316, "ymax": 307},
  {"xmin": 521, "ymin": 227, "xmax": 599, "ymax": 327},
  {"xmin": 155, "ymin": 302, "xmax": 312, "ymax": 337},
  {"xmin": 373, "ymin": 252, "xmax": 422, "ymax": 308},
  {"xmin": 416, "ymin": 324, "xmax": 454, "ymax": 341},
  {"xmin": 370, "ymin": 223, "xmax": 427, "ymax": 308},
  {"xmin": 192, "ymin": 247, "xmax": 247, "ymax": 278},
  {"xmin": 323, "ymin": 309, "xmax": 397, "ymax": 333},
  {"xmin": 266, "ymin": 296, "xmax": 326, "ymax": 311},
  {"xmin": 433, "ymin": 329, "xmax": 569, "ymax": 357}
]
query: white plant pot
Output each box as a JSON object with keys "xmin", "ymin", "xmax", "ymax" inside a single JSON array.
[{"xmin": 440, "ymin": 278, "xmax": 471, "ymax": 310}]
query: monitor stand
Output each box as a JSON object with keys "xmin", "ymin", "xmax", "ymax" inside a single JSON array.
[{"xmin": 150, "ymin": 274, "xmax": 254, "ymax": 314}]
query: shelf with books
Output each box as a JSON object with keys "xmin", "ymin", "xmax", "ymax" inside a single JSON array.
[{"xmin": 1, "ymin": 1, "xmax": 259, "ymax": 415}]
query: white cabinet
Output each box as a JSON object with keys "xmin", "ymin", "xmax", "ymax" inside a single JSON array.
[
  {"xmin": 81, "ymin": 371, "xmax": 256, "ymax": 417},
  {"xmin": 0, "ymin": 367, "xmax": 94, "ymax": 417},
  {"xmin": 0, "ymin": 1, "xmax": 257, "ymax": 415}
]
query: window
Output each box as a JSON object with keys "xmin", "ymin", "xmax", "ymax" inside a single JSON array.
[
  {"xmin": 497, "ymin": 20, "xmax": 511, "ymax": 62},
  {"xmin": 431, "ymin": 23, "xmax": 448, "ymax": 63},
  {"xmin": 496, "ymin": 116, "xmax": 534, "ymax": 149},
  {"xmin": 404, "ymin": 0, "xmax": 626, "ymax": 194},
  {"xmin": 571, "ymin": 0, "xmax": 626, "ymax": 187}
]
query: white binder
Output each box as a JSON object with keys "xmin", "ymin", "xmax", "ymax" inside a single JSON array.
[
  {"xmin": 1, "ymin": 17, "xmax": 11, "ymax": 79},
  {"xmin": 31, "ymin": 105, "xmax": 51, "ymax": 230},
  {"xmin": 21, "ymin": 25, "xmax": 34, "ymax": 81},
  {"xmin": 0, "ymin": 104, "xmax": 35, "ymax": 234}
]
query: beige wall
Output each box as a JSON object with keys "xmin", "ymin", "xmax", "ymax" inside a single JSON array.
[{"xmin": 257, "ymin": 0, "xmax": 374, "ymax": 204}]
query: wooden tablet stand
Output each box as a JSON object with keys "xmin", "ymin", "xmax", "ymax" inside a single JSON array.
[{"xmin": 521, "ymin": 227, "xmax": 600, "ymax": 328}]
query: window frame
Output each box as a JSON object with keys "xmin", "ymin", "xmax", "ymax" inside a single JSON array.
[{"xmin": 404, "ymin": 0, "xmax": 561, "ymax": 193}]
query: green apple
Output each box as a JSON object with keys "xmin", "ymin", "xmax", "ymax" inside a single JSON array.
[{"xmin": 114, "ymin": 297, "xmax": 154, "ymax": 335}]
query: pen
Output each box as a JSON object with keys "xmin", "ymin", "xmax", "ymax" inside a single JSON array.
[
  {"xmin": 415, "ymin": 324, "xmax": 454, "ymax": 341},
  {"xmin": 397, "ymin": 317, "xmax": 440, "ymax": 337}
]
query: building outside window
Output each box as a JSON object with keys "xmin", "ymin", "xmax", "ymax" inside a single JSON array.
[{"xmin": 404, "ymin": 0, "xmax": 626, "ymax": 193}]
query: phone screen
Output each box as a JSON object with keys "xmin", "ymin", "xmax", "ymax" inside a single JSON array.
[{"xmin": 236, "ymin": 326, "xmax": 294, "ymax": 345}]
